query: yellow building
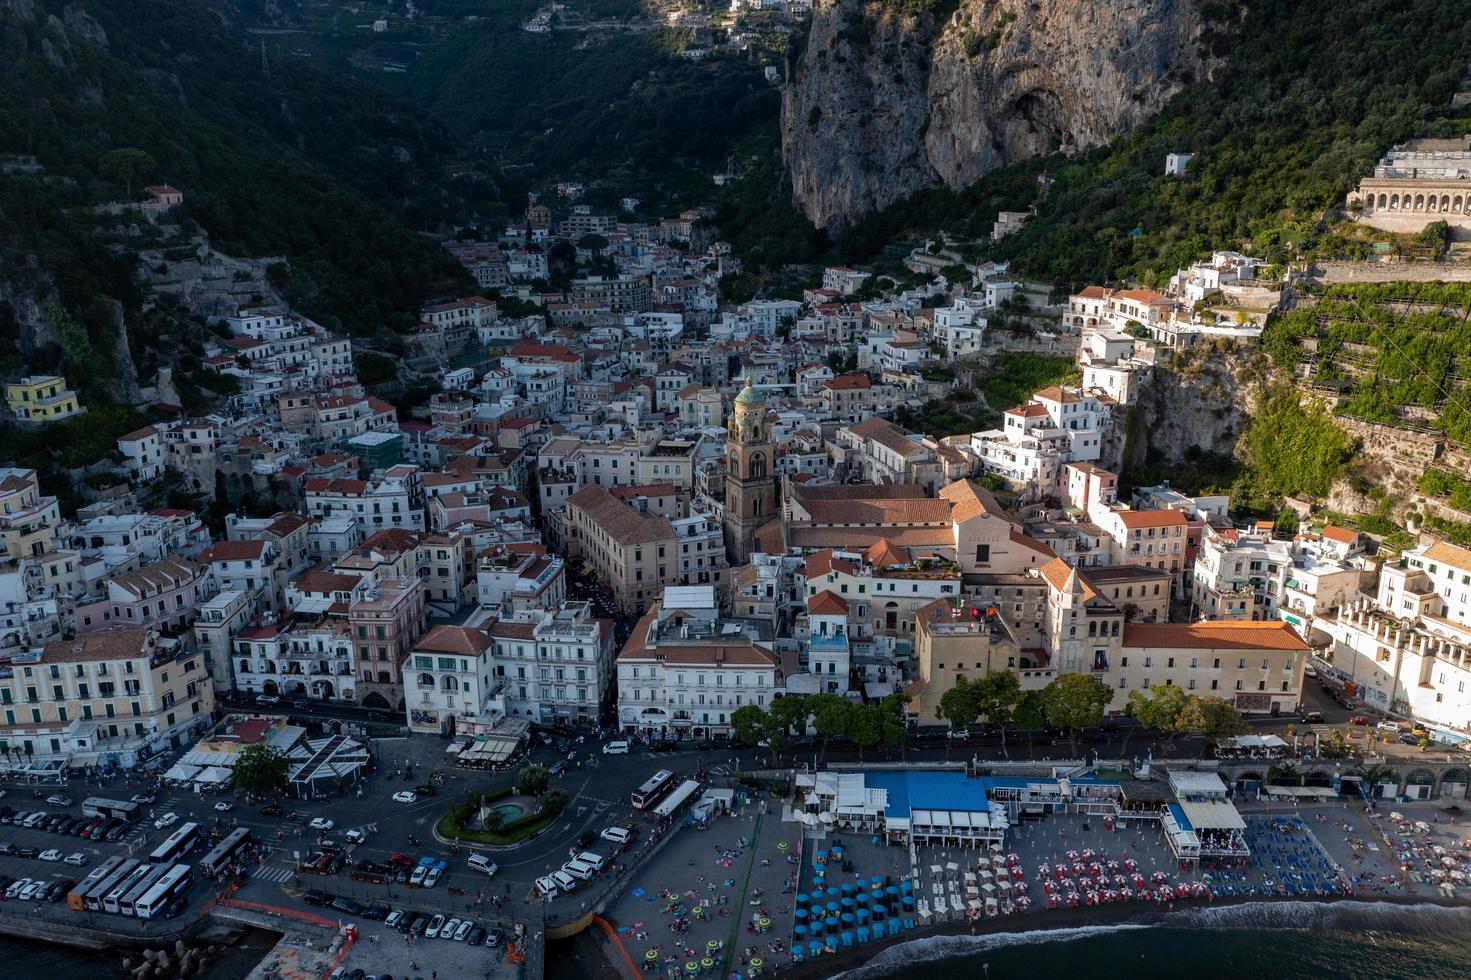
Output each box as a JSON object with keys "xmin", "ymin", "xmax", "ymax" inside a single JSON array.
[
  {"xmin": 0, "ymin": 627, "xmax": 215, "ymax": 761},
  {"xmin": 4, "ymin": 375, "xmax": 83, "ymax": 423}
]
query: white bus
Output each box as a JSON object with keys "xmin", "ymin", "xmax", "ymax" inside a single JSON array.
[
  {"xmin": 136, "ymin": 864, "xmax": 193, "ymax": 920},
  {"xmin": 69, "ymin": 854, "xmax": 124, "ymax": 911},
  {"xmin": 85, "ymin": 857, "xmax": 139, "ymax": 911},
  {"xmin": 82, "ymin": 797, "xmax": 141, "ymax": 822},
  {"xmin": 103, "ymin": 861, "xmax": 153, "ymax": 914},
  {"xmin": 631, "ymin": 769, "xmax": 675, "ymax": 810},
  {"xmin": 652, "ymin": 779, "xmax": 701, "ymax": 820},
  {"xmin": 200, "ymin": 827, "xmax": 252, "ymax": 877},
  {"xmin": 120, "ymin": 863, "xmax": 171, "ymax": 917},
  {"xmin": 149, "ymin": 821, "xmax": 201, "ymax": 864}
]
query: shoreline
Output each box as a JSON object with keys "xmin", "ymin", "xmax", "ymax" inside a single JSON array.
[{"xmin": 767, "ymin": 891, "xmax": 1471, "ymax": 980}]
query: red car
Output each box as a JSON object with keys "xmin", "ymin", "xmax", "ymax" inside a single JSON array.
[
  {"xmin": 387, "ymin": 852, "xmax": 414, "ymax": 868},
  {"xmin": 1349, "ymin": 715, "xmax": 1371, "ymax": 726}
]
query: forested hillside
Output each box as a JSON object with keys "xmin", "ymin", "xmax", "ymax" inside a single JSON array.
[
  {"xmin": 203, "ymin": 0, "xmax": 782, "ymax": 212},
  {"xmin": 0, "ymin": 0, "xmax": 494, "ymax": 343},
  {"xmin": 723, "ymin": 0, "xmax": 1471, "ymax": 284}
]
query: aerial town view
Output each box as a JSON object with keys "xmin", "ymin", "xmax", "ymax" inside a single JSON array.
[{"xmin": 2, "ymin": 1, "xmax": 1471, "ymax": 979}]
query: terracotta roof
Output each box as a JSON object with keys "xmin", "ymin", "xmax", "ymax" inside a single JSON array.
[
  {"xmin": 941, "ymin": 479, "xmax": 1015, "ymax": 526},
  {"xmin": 793, "ymin": 483, "xmax": 930, "ymax": 503},
  {"xmin": 864, "ymin": 538, "xmax": 911, "ymax": 568},
  {"xmin": 109, "ymin": 556, "xmax": 201, "ymax": 598},
  {"xmin": 1115, "ymin": 288, "xmax": 1164, "ymax": 303},
  {"xmin": 1038, "ymin": 557, "xmax": 1093, "ymax": 599},
  {"xmin": 414, "ymin": 624, "xmax": 493, "ymax": 657},
  {"xmin": 808, "ymin": 590, "xmax": 849, "ymax": 615},
  {"xmin": 1031, "ymin": 386, "xmax": 1079, "ymax": 404},
  {"xmin": 1115, "ymin": 509, "xmax": 1189, "ymax": 529},
  {"xmin": 293, "ymin": 568, "xmax": 362, "ymax": 594},
  {"xmin": 790, "ymin": 527, "xmax": 954, "ymax": 549},
  {"xmin": 199, "ymin": 540, "xmax": 269, "ymax": 563},
  {"xmin": 823, "ymin": 373, "xmax": 871, "ymax": 391},
  {"xmin": 1319, "ymin": 525, "xmax": 1359, "ymax": 545},
  {"xmin": 1010, "ymin": 528, "xmax": 1058, "ymax": 560},
  {"xmin": 1424, "ymin": 540, "xmax": 1471, "ymax": 573},
  {"xmin": 1122, "ymin": 621, "xmax": 1309, "ymax": 652},
  {"xmin": 488, "ymin": 619, "xmax": 538, "ymax": 641},
  {"xmin": 1075, "ymin": 286, "xmax": 1109, "ymax": 299},
  {"xmin": 42, "ymin": 629, "xmax": 153, "ymax": 663},
  {"xmin": 803, "ymin": 497, "xmax": 953, "ymax": 526},
  {"xmin": 846, "ymin": 417, "xmax": 927, "ymax": 458},
  {"xmin": 1004, "ymin": 403, "xmax": 1050, "ymax": 418},
  {"xmin": 567, "ymin": 485, "xmax": 675, "ymax": 545}
]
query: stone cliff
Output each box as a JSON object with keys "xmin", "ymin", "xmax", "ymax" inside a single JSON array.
[{"xmin": 783, "ymin": 0, "xmax": 1208, "ymax": 234}]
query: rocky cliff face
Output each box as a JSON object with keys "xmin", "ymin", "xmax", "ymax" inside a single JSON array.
[{"xmin": 783, "ymin": 0, "xmax": 1208, "ymax": 234}]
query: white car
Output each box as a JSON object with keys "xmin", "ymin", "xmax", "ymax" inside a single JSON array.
[
  {"xmin": 255, "ymin": 694, "xmax": 280, "ymax": 705},
  {"xmin": 409, "ymin": 865, "xmax": 429, "ymax": 887},
  {"xmin": 424, "ymin": 866, "xmax": 442, "ymax": 888},
  {"xmin": 214, "ymin": 801, "xmax": 234, "ymax": 812},
  {"xmin": 309, "ymin": 817, "xmax": 335, "ymax": 831},
  {"xmin": 154, "ymin": 812, "xmax": 179, "ymax": 829},
  {"xmin": 345, "ymin": 829, "xmax": 366, "ymax": 845},
  {"xmin": 392, "ymin": 791, "xmax": 418, "ymax": 804},
  {"xmin": 63, "ymin": 852, "xmax": 87, "ymax": 866},
  {"xmin": 454, "ymin": 919, "xmax": 473, "ymax": 941},
  {"xmin": 425, "ymin": 914, "xmax": 446, "ymax": 938},
  {"xmin": 38, "ymin": 849, "xmax": 62, "ymax": 862},
  {"xmin": 441, "ymin": 917, "xmax": 462, "ymax": 940}
]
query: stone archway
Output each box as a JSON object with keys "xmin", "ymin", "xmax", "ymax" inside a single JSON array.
[
  {"xmin": 263, "ymin": 679, "xmax": 279, "ymax": 696},
  {"xmin": 1442, "ymin": 766, "xmax": 1470, "ymax": 800},
  {"xmin": 1235, "ymin": 770, "xmax": 1264, "ymax": 792},
  {"xmin": 362, "ymin": 691, "xmax": 391, "ymax": 709},
  {"xmin": 1303, "ymin": 769, "xmax": 1334, "ymax": 788},
  {"xmin": 1406, "ymin": 768, "xmax": 1437, "ymax": 800}
]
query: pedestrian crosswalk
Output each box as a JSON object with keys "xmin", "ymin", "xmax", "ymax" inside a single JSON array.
[{"xmin": 254, "ymin": 865, "xmax": 296, "ymax": 883}]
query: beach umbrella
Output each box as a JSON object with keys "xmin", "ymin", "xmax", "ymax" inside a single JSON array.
[
  {"xmin": 794, "ymin": 924, "xmax": 807, "ymax": 938},
  {"xmin": 795, "ymin": 908, "xmax": 807, "ymax": 922},
  {"xmin": 826, "ymin": 901, "xmax": 839, "ymax": 914},
  {"xmin": 646, "ymin": 950, "xmax": 660, "ymax": 962},
  {"xmin": 825, "ymin": 916, "xmax": 839, "ymax": 930}
]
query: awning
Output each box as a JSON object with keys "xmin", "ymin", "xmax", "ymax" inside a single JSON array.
[{"xmin": 163, "ymin": 763, "xmax": 201, "ymax": 782}]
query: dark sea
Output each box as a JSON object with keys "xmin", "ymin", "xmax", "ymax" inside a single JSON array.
[{"xmin": 847, "ymin": 901, "xmax": 1471, "ymax": 980}]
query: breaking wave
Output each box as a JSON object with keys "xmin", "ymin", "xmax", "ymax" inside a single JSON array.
[{"xmin": 832, "ymin": 923, "xmax": 1153, "ymax": 980}]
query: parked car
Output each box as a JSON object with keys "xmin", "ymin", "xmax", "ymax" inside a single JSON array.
[
  {"xmin": 408, "ymin": 865, "xmax": 428, "ymax": 887},
  {"xmin": 130, "ymin": 793, "xmax": 156, "ymax": 804},
  {"xmin": 412, "ymin": 784, "xmax": 437, "ymax": 797},
  {"xmin": 385, "ymin": 910, "xmax": 405, "ymax": 930},
  {"xmin": 424, "ymin": 866, "xmax": 443, "ymax": 888},
  {"xmin": 154, "ymin": 812, "xmax": 179, "ymax": 829},
  {"xmin": 387, "ymin": 852, "xmax": 414, "ymax": 868},
  {"xmin": 440, "ymin": 917, "xmax": 462, "ymax": 941},
  {"xmin": 0, "ymin": 843, "xmax": 15, "ymax": 856},
  {"xmin": 1349, "ymin": 715, "xmax": 1371, "ymax": 726},
  {"xmin": 38, "ymin": 849, "xmax": 62, "ymax": 862},
  {"xmin": 63, "ymin": 852, "xmax": 87, "ymax": 866},
  {"xmin": 453, "ymin": 919, "xmax": 473, "ymax": 941},
  {"xmin": 425, "ymin": 914, "xmax": 446, "ymax": 938},
  {"xmin": 466, "ymin": 926, "xmax": 486, "ymax": 946},
  {"xmin": 468, "ymin": 853, "xmax": 498, "ymax": 877},
  {"xmin": 1376, "ymin": 721, "xmax": 1404, "ymax": 733},
  {"xmin": 15, "ymin": 847, "xmax": 38, "ymax": 860},
  {"xmin": 945, "ymin": 727, "xmax": 970, "ymax": 741},
  {"xmin": 301, "ymin": 889, "xmax": 332, "ymax": 906},
  {"xmin": 45, "ymin": 795, "xmax": 73, "ymax": 808},
  {"xmin": 255, "ymin": 694, "xmax": 280, "ymax": 705},
  {"xmin": 391, "ymin": 792, "xmax": 417, "ymax": 804},
  {"xmin": 652, "ymin": 741, "xmax": 679, "ymax": 753},
  {"xmin": 330, "ymin": 896, "xmax": 365, "ymax": 915}
]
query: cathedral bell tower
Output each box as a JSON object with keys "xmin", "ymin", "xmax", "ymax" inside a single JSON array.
[{"xmin": 724, "ymin": 374, "xmax": 777, "ymax": 564}]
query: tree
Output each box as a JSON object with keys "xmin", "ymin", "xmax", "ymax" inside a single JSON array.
[
  {"xmin": 233, "ymin": 743, "xmax": 290, "ymax": 796},
  {"xmin": 517, "ymin": 764, "xmax": 550, "ymax": 796},
  {"xmin": 1175, "ymin": 695, "xmax": 1251, "ymax": 746},
  {"xmin": 1127, "ymin": 684, "xmax": 1187, "ymax": 735},
  {"xmin": 809, "ymin": 694, "xmax": 853, "ymax": 758},
  {"xmin": 848, "ymin": 705, "xmax": 882, "ymax": 760},
  {"xmin": 1321, "ymin": 729, "xmax": 1351, "ymax": 759},
  {"xmin": 973, "ymin": 671, "xmax": 1023, "ymax": 728},
  {"xmin": 1040, "ymin": 673, "xmax": 1114, "ymax": 749},
  {"xmin": 543, "ymin": 788, "xmax": 570, "ymax": 814},
  {"xmin": 936, "ymin": 676, "xmax": 980, "ymax": 730},
  {"xmin": 731, "ymin": 704, "xmax": 770, "ymax": 747},
  {"xmin": 577, "ymin": 233, "xmax": 609, "ymax": 257},
  {"xmin": 483, "ymin": 806, "xmax": 505, "ymax": 834},
  {"xmin": 768, "ymin": 695, "xmax": 808, "ymax": 754},
  {"xmin": 98, "ymin": 147, "xmax": 157, "ymax": 200}
]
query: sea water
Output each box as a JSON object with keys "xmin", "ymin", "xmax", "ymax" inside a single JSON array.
[{"xmin": 848, "ymin": 901, "xmax": 1471, "ymax": 980}]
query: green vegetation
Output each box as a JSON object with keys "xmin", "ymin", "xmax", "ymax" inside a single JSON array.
[
  {"xmin": 438, "ymin": 788, "xmax": 569, "ymax": 845},
  {"xmin": 1237, "ymin": 383, "xmax": 1358, "ymax": 501},
  {"xmin": 1419, "ymin": 468, "xmax": 1471, "ymax": 513},
  {"xmin": 729, "ymin": 0, "xmax": 1471, "ymax": 287},
  {"xmin": 1040, "ymin": 673, "xmax": 1114, "ymax": 746},
  {"xmin": 1264, "ymin": 283, "xmax": 1471, "ymax": 444},
  {"xmin": 231, "ymin": 743, "xmax": 290, "ymax": 796},
  {"xmin": 975, "ymin": 354, "xmax": 1081, "ymax": 412},
  {"xmin": 1128, "ymin": 686, "xmax": 1249, "ymax": 745},
  {"xmin": 1, "ymin": 0, "xmax": 481, "ymax": 344}
]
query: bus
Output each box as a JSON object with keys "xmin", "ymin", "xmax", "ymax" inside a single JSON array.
[
  {"xmin": 82, "ymin": 797, "xmax": 140, "ymax": 822},
  {"xmin": 149, "ymin": 821, "xmax": 201, "ymax": 864},
  {"xmin": 68, "ymin": 855, "xmax": 124, "ymax": 911},
  {"xmin": 200, "ymin": 827, "xmax": 252, "ymax": 877},
  {"xmin": 631, "ymin": 769, "xmax": 675, "ymax": 810},
  {"xmin": 652, "ymin": 779, "xmax": 702, "ymax": 820},
  {"xmin": 84, "ymin": 857, "xmax": 139, "ymax": 911},
  {"xmin": 135, "ymin": 864, "xmax": 193, "ymax": 920},
  {"xmin": 103, "ymin": 861, "xmax": 152, "ymax": 914},
  {"xmin": 120, "ymin": 863, "xmax": 171, "ymax": 917}
]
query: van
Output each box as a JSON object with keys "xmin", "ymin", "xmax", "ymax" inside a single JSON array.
[
  {"xmin": 572, "ymin": 851, "xmax": 606, "ymax": 872},
  {"xmin": 562, "ymin": 859, "xmax": 597, "ymax": 881},
  {"xmin": 600, "ymin": 826, "xmax": 631, "ymax": 846},
  {"xmin": 468, "ymin": 853, "xmax": 498, "ymax": 877},
  {"xmin": 535, "ymin": 876, "xmax": 560, "ymax": 899},
  {"xmin": 602, "ymin": 740, "xmax": 630, "ymax": 755},
  {"xmin": 550, "ymin": 869, "xmax": 578, "ymax": 892}
]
